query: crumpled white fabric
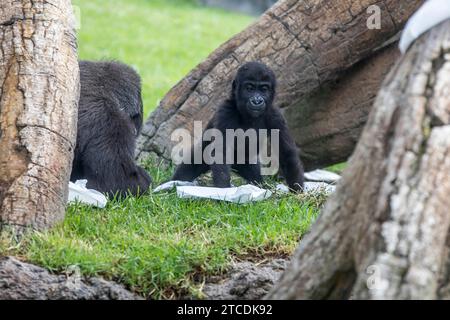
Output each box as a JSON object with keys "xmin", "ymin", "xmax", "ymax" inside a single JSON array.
[
  {"xmin": 399, "ymin": 0, "xmax": 450, "ymax": 54},
  {"xmin": 154, "ymin": 173, "xmax": 337, "ymax": 203},
  {"xmin": 153, "ymin": 180, "xmax": 198, "ymax": 193},
  {"xmin": 304, "ymin": 169, "xmax": 340, "ymax": 183},
  {"xmin": 177, "ymin": 184, "xmax": 272, "ymax": 203},
  {"xmin": 154, "ymin": 181, "xmax": 336, "ymax": 204},
  {"xmin": 275, "ymin": 182, "xmax": 336, "ymax": 194},
  {"xmin": 68, "ymin": 180, "xmax": 108, "ymax": 208},
  {"xmin": 304, "ymin": 182, "xmax": 336, "ymax": 194},
  {"xmin": 276, "ymin": 182, "xmax": 336, "ymax": 194}
]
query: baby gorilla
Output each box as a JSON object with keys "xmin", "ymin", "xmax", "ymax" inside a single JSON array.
[
  {"xmin": 71, "ymin": 61, "xmax": 152, "ymax": 197},
  {"xmin": 172, "ymin": 62, "xmax": 304, "ymax": 191}
]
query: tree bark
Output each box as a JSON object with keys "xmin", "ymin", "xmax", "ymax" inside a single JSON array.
[
  {"xmin": 284, "ymin": 42, "xmax": 400, "ymax": 169},
  {"xmin": 136, "ymin": 0, "xmax": 422, "ymax": 170},
  {"xmin": 0, "ymin": 0, "xmax": 79, "ymax": 232},
  {"xmin": 267, "ymin": 19, "xmax": 450, "ymax": 300}
]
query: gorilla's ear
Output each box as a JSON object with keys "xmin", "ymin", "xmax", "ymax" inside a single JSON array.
[
  {"xmin": 231, "ymin": 79, "xmax": 237, "ymax": 98},
  {"xmin": 269, "ymin": 69, "xmax": 277, "ymax": 92}
]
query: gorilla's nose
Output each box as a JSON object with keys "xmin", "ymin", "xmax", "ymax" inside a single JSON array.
[{"xmin": 250, "ymin": 95, "xmax": 265, "ymax": 107}]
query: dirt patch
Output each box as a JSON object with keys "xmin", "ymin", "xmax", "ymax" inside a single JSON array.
[
  {"xmin": 202, "ymin": 259, "xmax": 289, "ymax": 300},
  {"xmin": 0, "ymin": 256, "xmax": 141, "ymax": 300},
  {"xmin": 0, "ymin": 255, "xmax": 289, "ymax": 300}
]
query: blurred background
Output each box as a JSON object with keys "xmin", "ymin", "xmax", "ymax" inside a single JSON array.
[
  {"xmin": 199, "ymin": 0, "xmax": 277, "ymax": 15},
  {"xmin": 73, "ymin": 0, "xmax": 280, "ymax": 118}
]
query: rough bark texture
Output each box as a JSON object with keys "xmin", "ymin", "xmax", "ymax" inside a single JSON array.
[
  {"xmin": 267, "ymin": 19, "xmax": 450, "ymax": 300},
  {"xmin": 0, "ymin": 257, "xmax": 141, "ymax": 300},
  {"xmin": 0, "ymin": 0, "xmax": 79, "ymax": 232},
  {"xmin": 136, "ymin": 0, "xmax": 422, "ymax": 170},
  {"xmin": 284, "ymin": 42, "xmax": 400, "ymax": 169}
]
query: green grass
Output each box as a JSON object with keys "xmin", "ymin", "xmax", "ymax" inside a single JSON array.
[
  {"xmin": 73, "ymin": 0, "xmax": 254, "ymax": 117},
  {"xmin": 1, "ymin": 162, "xmax": 324, "ymax": 299},
  {"xmin": 326, "ymin": 163, "xmax": 347, "ymax": 174},
  {"xmin": 0, "ymin": 0, "xmax": 327, "ymax": 299}
]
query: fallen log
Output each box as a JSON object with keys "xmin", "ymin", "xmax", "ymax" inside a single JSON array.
[{"xmin": 136, "ymin": 0, "xmax": 422, "ymax": 170}]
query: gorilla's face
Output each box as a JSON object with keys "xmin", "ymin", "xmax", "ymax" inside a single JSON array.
[
  {"xmin": 241, "ymin": 79, "xmax": 272, "ymax": 117},
  {"xmin": 233, "ymin": 62, "xmax": 276, "ymax": 119},
  {"xmin": 130, "ymin": 94, "xmax": 143, "ymax": 136},
  {"xmin": 115, "ymin": 70, "xmax": 143, "ymax": 136}
]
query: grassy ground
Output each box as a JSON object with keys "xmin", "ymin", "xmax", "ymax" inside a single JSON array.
[
  {"xmin": 1, "ymin": 162, "xmax": 326, "ymax": 299},
  {"xmin": 327, "ymin": 163, "xmax": 347, "ymax": 174},
  {"xmin": 73, "ymin": 0, "xmax": 254, "ymax": 117},
  {"xmin": 0, "ymin": 0, "xmax": 333, "ymax": 299}
]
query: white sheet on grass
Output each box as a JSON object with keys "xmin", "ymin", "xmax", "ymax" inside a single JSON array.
[
  {"xmin": 399, "ymin": 0, "xmax": 450, "ymax": 54},
  {"xmin": 154, "ymin": 180, "xmax": 336, "ymax": 204},
  {"xmin": 275, "ymin": 182, "xmax": 336, "ymax": 194},
  {"xmin": 68, "ymin": 180, "xmax": 108, "ymax": 208},
  {"xmin": 304, "ymin": 169, "xmax": 340, "ymax": 183},
  {"xmin": 177, "ymin": 184, "xmax": 272, "ymax": 203},
  {"xmin": 304, "ymin": 182, "xmax": 336, "ymax": 194},
  {"xmin": 153, "ymin": 180, "xmax": 198, "ymax": 193},
  {"xmin": 67, "ymin": 170, "xmax": 339, "ymax": 206}
]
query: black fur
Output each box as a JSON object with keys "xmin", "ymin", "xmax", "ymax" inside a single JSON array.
[
  {"xmin": 71, "ymin": 61, "xmax": 152, "ymax": 197},
  {"xmin": 172, "ymin": 62, "xmax": 304, "ymax": 191}
]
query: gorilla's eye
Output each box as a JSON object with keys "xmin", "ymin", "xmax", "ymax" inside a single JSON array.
[
  {"xmin": 245, "ymin": 84, "xmax": 254, "ymax": 92},
  {"xmin": 260, "ymin": 85, "xmax": 270, "ymax": 93}
]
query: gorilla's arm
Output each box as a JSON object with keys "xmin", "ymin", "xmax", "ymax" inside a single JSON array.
[
  {"xmin": 76, "ymin": 98, "xmax": 151, "ymax": 197},
  {"xmin": 74, "ymin": 61, "xmax": 152, "ymax": 198},
  {"xmin": 233, "ymin": 163, "xmax": 263, "ymax": 185},
  {"xmin": 172, "ymin": 101, "xmax": 239, "ymax": 187},
  {"xmin": 209, "ymin": 101, "xmax": 242, "ymax": 188},
  {"xmin": 171, "ymin": 140, "xmax": 210, "ymax": 182},
  {"xmin": 267, "ymin": 109, "xmax": 304, "ymax": 191},
  {"xmin": 172, "ymin": 117, "xmax": 214, "ymax": 182}
]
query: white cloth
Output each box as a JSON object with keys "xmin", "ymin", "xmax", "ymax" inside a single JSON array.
[
  {"xmin": 276, "ymin": 182, "xmax": 336, "ymax": 194},
  {"xmin": 154, "ymin": 181, "xmax": 336, "ymax": 203},
  {"xmin": 304, "ymin": 169, "xmax": 341, "ymax": 183},
  {"xmin": 68, "ymin": 180, "xmax": 108, "ymax": 208},
  {"xmin": 399, "ymin": 0, "xmax": 450, "ymax": 54},
  {"xmin": 154, "ymin": 174, "xmax": 338, "ymax": 203},
  {"xmin": 177, "ymin": 184, "xmax": 272, "ymax": 204},
  {"xmin": 153, "ymin": 180, "xmax": 198, "ymax": 193},
  {"xmin": 303, "ymin": 182, "xmax": 336, "ymax": 194}
]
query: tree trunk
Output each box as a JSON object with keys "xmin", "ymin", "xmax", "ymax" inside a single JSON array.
[
  {"xmin": 0, "ymin": 0, "xmax": 79, "ymax": 233},
  {"xmin": 136, "ymin": 0, "xmax": 422, "ymax": 170},
  {"xmin": 267, "ymin": 19, "xmax": 450, "ymax": 300}
]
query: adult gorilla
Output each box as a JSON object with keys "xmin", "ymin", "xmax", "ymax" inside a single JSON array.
[{"xmin": 71, "ymin": 61, "xmax": 152, "ymax": 197}]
